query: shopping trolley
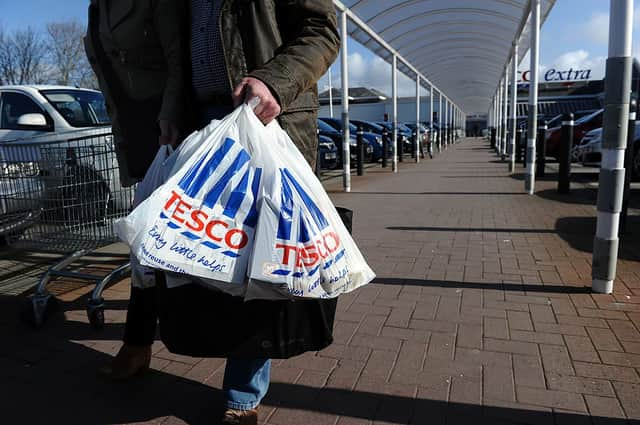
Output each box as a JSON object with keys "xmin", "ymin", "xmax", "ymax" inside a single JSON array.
[{"xmin": 0, "ymin": 130, "xmax": 135, "ymax": 329}]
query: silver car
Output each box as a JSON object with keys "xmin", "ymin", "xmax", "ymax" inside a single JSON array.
[{"xmin": 0, "ymin": 85, "xmax": 128, "ymax": 238}]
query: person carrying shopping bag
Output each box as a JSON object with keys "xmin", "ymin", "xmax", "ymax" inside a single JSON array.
[
  {"xmin": 89, "ymin": 1, "xmax": 341, "ymax": 424},
  {"xmin": 178, "ymin": 2, "xmax": 340, "ymax": 423}
]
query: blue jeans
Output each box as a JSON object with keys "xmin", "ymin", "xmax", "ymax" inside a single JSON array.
[{"xmin": 223, "ymin": 358, "xmax": 271, "ymax": 410}]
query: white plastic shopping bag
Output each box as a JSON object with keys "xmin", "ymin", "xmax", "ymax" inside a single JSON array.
[
  {"xmin": 116, "ymin": 106, "xmax": 260, "ymax": 289},
  {"xmin": 245, "ymin": 112, "xmax": 375, "ymax": 299},
  {"xmin": 130, "ymin": 145, "xmax": 172, "ymax": 289}
]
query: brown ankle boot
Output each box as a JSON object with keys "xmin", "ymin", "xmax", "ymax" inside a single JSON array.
[
  {"xmin": 220, "ymin": 408, "xmax": 258, "ymax": 425},
  {"xmin": 99, "ymin": 344, "xmax": 151, "ymax": 381}
]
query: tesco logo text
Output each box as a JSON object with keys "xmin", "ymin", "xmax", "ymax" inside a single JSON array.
[
  {"xmin": 164, "ymin": 190, "xmax": 249, "ymax": 250},
  {"xmin": 276, "ymin": 231, "xmax": 341, "ymax": 268}
]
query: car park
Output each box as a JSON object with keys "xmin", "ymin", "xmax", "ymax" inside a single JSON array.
[
  {"xmin": 319, "ymin": 117, "xmax": 377, "ymax": 162},
  {"xmin": 0, "ymin": 85, "xmax": 121, "ymax": 238}
]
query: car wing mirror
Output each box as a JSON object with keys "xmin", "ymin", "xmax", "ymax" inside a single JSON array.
[{"xmin": 17, "ymin": 113, "xmax": 50, "ymax": 130}]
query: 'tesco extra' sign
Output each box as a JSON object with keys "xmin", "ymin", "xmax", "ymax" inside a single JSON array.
[{"xmin": 519, "ymin": 68, "xmax": 592, "ymax": 83}]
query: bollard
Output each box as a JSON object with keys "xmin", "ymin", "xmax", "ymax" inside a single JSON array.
[
  {"xmin": 411, "ymin": 131, "xmax": 417, "ymax": 159},
  {"xmin": 490, "ymin": 127, "xmax": 497, "ymax": 149},
  {"xmin": 558, "ymin": 113, "xmax": 574, "ymax": 194},
  {"xmin": 381, "ymin": 129, "xmax": 389, "ymax": 168},
  {"xmin": 620, "ymin": 99, "xmax": 637, "ymax": 236},
  {"xmin": 536, "ymin": 120, "xmax": 548, "ymax": 178},
  {"xmin": 515, "ymin": 128, "xmax": 523, "ymax": 164},
  {"xmin": 398, "ymin": 131, "xmax": 404, "ymax": 162},
  {"xmin": 356, "ymin": 125, "xmax": 364, "ymax": 176},
  {"xmin": 315, "ymin": 129, "xmax": 322, "ymax": 178}
]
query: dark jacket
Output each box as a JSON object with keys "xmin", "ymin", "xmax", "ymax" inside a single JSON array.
[
  {"xmin": 193, "ymin": 0, "xmax": 341, "ymax": 165},
  {"xmin": 84, "ymin": 0, "xmax": 186, "ymax": 186}
]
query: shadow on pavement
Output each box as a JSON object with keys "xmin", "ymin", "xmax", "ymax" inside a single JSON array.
[
  {"xmin": 388, "ymin": 226, "xmax": 557, "ymax": 234},
  {"xmin": 555, "ymin": 216, "xmax": 640, "ymax": 261},
  {"xmin": 347, "ymin": 192, "xmax": 529, "ymax": 196},
  {"xmin": 0, "ymin": 293, "xmax": 634, "ymax": 424},
  {"xmin": 373, "ymin": 277, "xmax": 590, "ymax": 294},
  {"xmin": 537, "ymin": 188, "xmax": 640, "ymax": 209}
]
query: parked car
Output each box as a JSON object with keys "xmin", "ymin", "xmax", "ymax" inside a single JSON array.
[
  {"xmin": 349, "ymin": 119, "xmax": 392, "ymax": 158},
  {"xmin": 575, "ymin": 122, "xmax": 640, "ymax": 180},
  {"xmin": 0, "ymin": 85, "xmax": 120, "ymax": 238},
  {"xmin": 374, "ymin": 121, "xmax": 413, "ymax": 153},
  {"xmin": 573, "ymin": 127, "xmax": 602, "ymax": 165},
  {"xmin": 403, "ymin": 122, "xmax": 430, "ymax": 141},
  {"xmin": 318, "ymin": 117, "xmax": 377, "ymax": 162},
  {"xmin": 317, "ymin": 118, "xmax": 358, "ymax": 164},
  {"xmin": 545, "ymin": 109, "xmax": 603, "ymax": 159},
  {"xmin": 317, "ymin": 134, "xmax": 338, "ymax": 170}
]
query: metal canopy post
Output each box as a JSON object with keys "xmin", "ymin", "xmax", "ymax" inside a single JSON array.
[
  {"xmin": 340, "ymin": 10, "xmax": 351, "ymax": 192},
  {"xmin": 438, "ymin": 92, "xmax": 442, "ymax": 152},
  {"xmin": 415, "ymin": 76, "xmax": 421, "ymax": 163},
  {"xmin": 502, "ymin": 68, "xmax": 509, "ymax": 160},
  {"xmin": 392, "ymin": 55, "xmax": 399, "ymax": 173},
  {"xmin": 328, "ymin": 67, "xmax": 334, "ymax": 118},
  {"xmin": 430, "ymin": 85, "xmax": 434, "ymax": 156},
  {"xmin": 444, "ymin": 98, "xmax": 449, "ymax": 149},
  {"xmin": 509, "ymin": 43, "xmax": 519, "ymax": 172},
  {"xmin": 592, "ymin": 0, "xmax": 634, "ymax": 294},
  {"xmin": 493, "ymin": 91, "xmax": 498, "ymax": 142},
  {"xmin": 497, "ymin": 83, "xmax": 503, "ymax": 154},
  {"xmin": 526, "ymin": 0, "xmax": 541, "ymax": 194}
]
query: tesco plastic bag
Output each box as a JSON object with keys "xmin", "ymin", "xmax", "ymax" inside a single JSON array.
[
  {"xmin": 130, "ymin": 145, "xmax": 172, "ymax": 289},
  {"xmin": 117, "ymin": 103, "xmax": 374, "ymax": 299},
  {"xmin": 116, "ymin": 106, "xmax": 260, "ymax": 292},
  {"xmin": 245, "ymin": 113, "xmax": 375, "ymax": 299}
]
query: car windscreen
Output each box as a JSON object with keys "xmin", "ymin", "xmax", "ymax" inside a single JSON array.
[
  {"xmin": 575, "ymin": 109, "xmax": 602, "ymax": 125},
  {"xmin": 317, "ymin": 119, "xmax": 338, "ymax": 133},
  {"xmin": 324, "ymin": 119, "xmax": 357, "ymax": 132},
  {"xmin": 41, "ymin": 89, "xmax": 111, "ymax": 127},
  {"xmin": 354, "ymin": 121, "xmax": 384, "ymax": 132}
]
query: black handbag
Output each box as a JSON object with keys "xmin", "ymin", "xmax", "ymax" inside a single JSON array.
[{"xmin": 155, "ymin": 207, "xmax": 353, "ymax": 359}]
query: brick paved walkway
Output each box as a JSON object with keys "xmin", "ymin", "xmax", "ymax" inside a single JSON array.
[{"xmin": 1, "ymin": 138, "xmax": 639, "ymax": 425}]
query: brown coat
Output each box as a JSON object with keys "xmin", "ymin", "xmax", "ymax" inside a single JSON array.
[{"xmin": 199, "ymin": 0, "xmax": 340, "ymax": 165}]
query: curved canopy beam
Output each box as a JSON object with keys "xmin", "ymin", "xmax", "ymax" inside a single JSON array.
[{"xmin": 336, "ymin": 0, "xmax": 556, "ymax": 113}]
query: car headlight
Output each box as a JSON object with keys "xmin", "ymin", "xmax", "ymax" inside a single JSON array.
[
  {"xmin": 0, "ymin": 162, "xmax": 40, "ymax": 178},
  {"xmin": 376, "ymin": 137, "xmax": 382, "ymax": 146}
]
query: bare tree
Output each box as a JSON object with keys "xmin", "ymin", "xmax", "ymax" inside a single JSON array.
[
  {"xmin": 0, "ymin": 26, "xmax": 48, "ymax": 84},
  {"xmin": 46, "ymin": 20, "xmax": 87, "ymax": 86},
  {"xmin": 0, "ymin": 25, "xmax": 16, "ymax": 85}
]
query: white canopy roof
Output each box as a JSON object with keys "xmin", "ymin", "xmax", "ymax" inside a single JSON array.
[{"xmin": 337, "ymin": 0, "xmax": 556, "ymax": 114}]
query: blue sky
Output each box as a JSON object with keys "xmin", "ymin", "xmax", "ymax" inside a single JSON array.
[{"xmin": 1, "ymin": 0, "xmax": 637, "ymax": 97}]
